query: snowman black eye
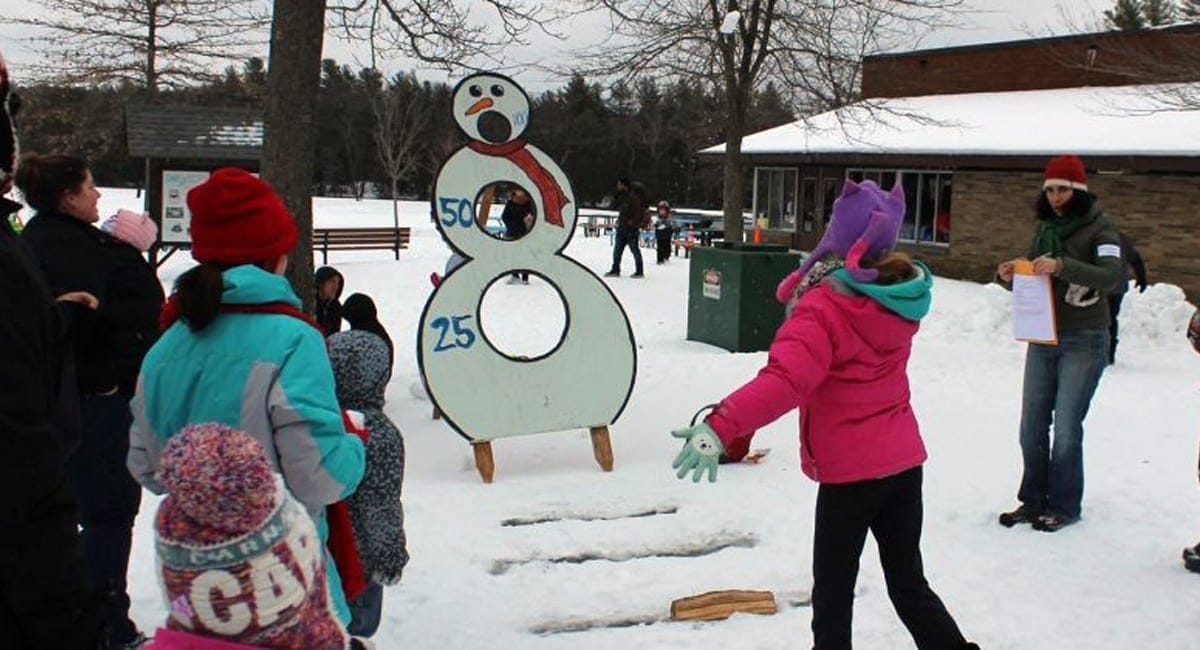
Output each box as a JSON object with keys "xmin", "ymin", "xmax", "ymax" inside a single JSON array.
[
  {"xmin": 491, "ymin": 84, "xmax": 505, "ymax": 97},
  {"xmin": 469, "ymin": 85, "xmax": 482, "ymax": 97}
]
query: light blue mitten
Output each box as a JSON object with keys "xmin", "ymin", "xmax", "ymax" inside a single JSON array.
[{"xmin": 671, "ymin": 422, "xmax": 724, "ymax": 483}]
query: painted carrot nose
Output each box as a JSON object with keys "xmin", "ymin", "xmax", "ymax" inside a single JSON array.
[{"xmin": 466, "ymin": 97, "xmax": 494, "ymax": 116}]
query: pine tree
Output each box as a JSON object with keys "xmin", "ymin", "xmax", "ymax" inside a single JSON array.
[
  {"xmin": 1105, "ymin": 0, "xmax": 1147, "ymax": 30},
  {"xmin": 1142, "ymin": 0, "xmax": 1177, "ymax": 25},
  {"xmin": 1181, "ymin": 0, "xmax": 1200, "ymax": 19}
]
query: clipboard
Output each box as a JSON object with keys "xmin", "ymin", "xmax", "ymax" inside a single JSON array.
[{"xmin": 1011, "ymin": 258, "xmax": 1058, "ymax": 345}]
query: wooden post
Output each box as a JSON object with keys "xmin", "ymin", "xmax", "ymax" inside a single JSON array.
[
  {"xmin": 477, "ymin": 183, "xmax": 497, "ymax": 229},
  {"xmin": 472, "ymin": 440, "xmax": 495, "ymax": 483},
  {"xmin": 670, "ymin": 590, "xmax": 777, "ymax": 622},
  {"xmin": 589, "ymin": 426, "xmax": 614, "ymax": 472}
]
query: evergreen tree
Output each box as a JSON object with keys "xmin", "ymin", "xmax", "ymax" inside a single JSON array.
[
  {"xmin": 1143, "ymin": 0, "xmax": 1177, "ymax": 25},
  {"xmin": 1105, "ymin": 0, "xmax": 1147, "ymax": 30}
]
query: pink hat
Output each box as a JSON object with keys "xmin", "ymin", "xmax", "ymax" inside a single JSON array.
[{"xmin": 101, "ymin": 209, "xmax": 158, "ymax": 252}]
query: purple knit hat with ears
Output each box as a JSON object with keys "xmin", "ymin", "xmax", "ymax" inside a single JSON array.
[
  {"xmin": 802, "ymin": 179, "xmax": 904, "ymax": 281},
  {"xmin": 775, "ymin": 179, "xmax": 905, "ymax": 302}
]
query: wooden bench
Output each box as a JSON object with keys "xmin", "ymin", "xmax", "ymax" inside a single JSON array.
[{"xmin": 313, "ymin": 227, "xmax": 411, "ymax": 264}]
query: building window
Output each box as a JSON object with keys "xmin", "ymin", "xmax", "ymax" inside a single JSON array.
[
  {"xmin": 846, "ymin": 168, "xmax": 952, "ymax": 245},
  {"xmin": 753, "ymin": 167, "xmax": 797, "ymax": 230}
]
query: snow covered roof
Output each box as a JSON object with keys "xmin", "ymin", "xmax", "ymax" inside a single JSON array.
[
  {"xmin": 126, "ymin": 104, "xmax": 262, "ymax": 160},
  {"xmin": 701, "ymin": 84, "xmax": 1200, "ymax": 158}
]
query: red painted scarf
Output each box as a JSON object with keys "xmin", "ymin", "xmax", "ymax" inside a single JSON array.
[{"xmin": 467, "ymin": 139, "xmax": 569, "ymax": 227}]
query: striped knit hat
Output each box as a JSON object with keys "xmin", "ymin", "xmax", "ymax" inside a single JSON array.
[{"xmin": 154, "ymin": 423, "xmax": 349, "ymax": 649}]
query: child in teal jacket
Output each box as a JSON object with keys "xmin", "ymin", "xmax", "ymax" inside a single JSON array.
[{"xmin": 127, "ymin": 168, "xmax": 365, "ymax": 623}]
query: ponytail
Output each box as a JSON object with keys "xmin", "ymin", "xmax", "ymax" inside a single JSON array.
[{"xmin": 174, "ymin": 263, "xmax": 226, "ymax": 331}]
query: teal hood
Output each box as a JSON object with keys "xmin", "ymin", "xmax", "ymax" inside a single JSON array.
[
  {"xmin": 832, "ymin": 260, "xmax": 933, "ymax": 321},
  {"xmin": 220, "ymin": 264, "xmax": 302, "ymax": 307}
]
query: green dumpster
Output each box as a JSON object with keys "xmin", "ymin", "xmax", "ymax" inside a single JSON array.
[{"xmin": 686, "ymin": 243, "xmax": 800, "ymax": 353}]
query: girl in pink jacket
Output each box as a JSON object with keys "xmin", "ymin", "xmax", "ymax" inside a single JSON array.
[{"xmin": 672, "ymin": 179, "xmax": 977, "ymax": 650}]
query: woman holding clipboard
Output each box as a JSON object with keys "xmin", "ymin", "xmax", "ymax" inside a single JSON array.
[{"xmin": 994, "ymin": 155, "xmax": 1122, "ymax": 532}]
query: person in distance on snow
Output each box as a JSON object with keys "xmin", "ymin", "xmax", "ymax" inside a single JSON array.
[
  {"xmin": 670, "ymin": 177, "xmax": 979, "ymax": 650},
  {"xmin": 995, "ymin": 155, "xmax": 1121, "ymax": 532},
  {"xmin": 499, "ymin": 185, "xmax": 535, "ymax": 284},
  {"xmin": 604, "ymin": 177, "xmax": 647, "ymax": 278},
  {"xmin": 653, "ymin": 200, "xmax": 676, "ymax": 265},
  {"xmin": 315, "ymin": 265, "xmax": 346, "ymax": 336}
]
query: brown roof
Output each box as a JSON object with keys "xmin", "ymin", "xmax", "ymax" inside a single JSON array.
[{"xmin": 125, "ymin": 104, "xmax": 262, "ymax": 160}]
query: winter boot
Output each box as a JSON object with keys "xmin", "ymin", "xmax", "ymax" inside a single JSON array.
[
  {"xmin": 1182, "ymin": 544, "xmax": 1200, "ymax": 573},
  {"xmin": 998, "ymin": 504, "xmax": 1040, "ymax": 528}
]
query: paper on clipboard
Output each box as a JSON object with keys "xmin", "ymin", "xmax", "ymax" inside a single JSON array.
[{"xmin": 1011, "ymin": 259, "xmax": 1057, "ymax": 344}]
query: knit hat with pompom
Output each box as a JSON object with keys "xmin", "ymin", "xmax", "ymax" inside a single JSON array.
[{"xmin": 153, "ymin": 423, "xmax": 350, "ymax": 648}]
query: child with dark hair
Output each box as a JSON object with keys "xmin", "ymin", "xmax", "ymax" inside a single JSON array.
[
  {"xmin": 327, "ymin": 332, "xmax": 407, "ymax": 638},
  {"xmin": 315, "ymin": 266, "xmax": 345, "ymax": 336},
  {"xmin": 671, "ymin": 179, "xmax": 978, "ymax": 650},
  {"xmin": 128, "ymin": 167, "xmax": 365, "ymax": 626},
  {"xmin": 342, "ymin": 293, "xmax": 393, "ymax": 375}
]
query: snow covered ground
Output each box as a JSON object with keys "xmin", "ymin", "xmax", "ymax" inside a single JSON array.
[{"xmin": 91, "ymin": 188, "xmax": 1200, "ymax": 649}]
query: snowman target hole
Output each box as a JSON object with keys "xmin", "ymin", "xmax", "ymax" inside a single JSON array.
[
  {"xmin": 478, "ymin": 274, "xmax": 568, "ymax": 360},
  {"xmin": 474, "ymin": 181, "xmax": 536, "ymax": 242}
]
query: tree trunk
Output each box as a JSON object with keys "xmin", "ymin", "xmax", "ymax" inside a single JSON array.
[
  {"xmin": 391, "ymin": 176, "xmax": 399, "ymax": 230},
  {"xmin": 721, "ymin": 111, "xmax": 745, "ymax": 244},
  {"xmin": 262, "ymin": 0, "xmax": 326, "ymax": 313}
]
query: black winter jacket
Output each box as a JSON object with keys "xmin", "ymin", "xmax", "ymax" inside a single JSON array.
[
  {"xmin": 314, "ymin": 265, "xmax": 344, "ymax": 336},
  {"xmin": 21, "ymin": 210, "xmax": 164, "ymax": 395},
  {"xmin": 0, "ymin": 198, "xmax": 83, "ymax": 487}
]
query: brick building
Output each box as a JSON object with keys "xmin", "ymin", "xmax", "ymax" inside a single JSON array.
[{"xmin": 702, "ymin": 25, "xmax": 1200, "ymax": 299}]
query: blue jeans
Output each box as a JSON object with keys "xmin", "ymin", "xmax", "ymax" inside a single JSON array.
[
  {"xmin": 1017, "ymin": 328, "xmax": 1109, "ymax": 520},
  {"xmin": 610, "ymin": 227, "xmax": 643, "ymax": 275}
]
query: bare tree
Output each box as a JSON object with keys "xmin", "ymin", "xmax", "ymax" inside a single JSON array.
[
  {"xmin": 263, "ymin": 1, "xmax": 554, "ymax": 302},
  {"xmin": 263, "ymin": 0, "xmax": 325, "ymax": 311},
  {"xmin": 327, "ymin": 0, "xmax": 562, "ymax": 71},
  {"xmin": 568, "ymin": 0, "xmax": 961, "ymax": 241},
  {"xmin": 373, "ymin": 71, "xmax": 429, "ymax": 229},
  {"xmin": 1048, "ymin": 17, "xmax": 1200, "ymax": 112},
  {"xmin": 1, "ymin": 0, "xmax": 268, "ymax": 93}
]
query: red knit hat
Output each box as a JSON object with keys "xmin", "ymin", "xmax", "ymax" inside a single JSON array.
[
  {"xmin": 187, "ymin": 168, "xmax": 298, "ymax": 265},
  {"xmin": 1043, "ymin": 155, "xmax": 1088, "ymax": 191}
]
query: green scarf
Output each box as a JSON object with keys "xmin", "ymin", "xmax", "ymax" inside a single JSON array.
[{"xmin": 1033, "ymin": 212, "xmax": 1091, "ymax": 257}]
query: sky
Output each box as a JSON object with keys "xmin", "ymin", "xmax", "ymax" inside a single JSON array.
[{"xmin": 0, "ymin": 0, "xmax": 1112, "ymax": 92}]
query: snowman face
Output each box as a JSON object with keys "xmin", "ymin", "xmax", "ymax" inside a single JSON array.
[{"xmin": 452, "ymin": 73, "xmax": 530, "ymax": 144}]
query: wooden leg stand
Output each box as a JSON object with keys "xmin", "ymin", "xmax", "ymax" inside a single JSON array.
[
  {"xmin": 670, "ymin": 590, "xmax": 777, "ymax": 622},
  {"xmin": 589, "ymin": 426, "xmax": 614, "ymax": 472},
  {"xmin": 472, "ymin": 441, "xmax": 495, "ymax": 484}
]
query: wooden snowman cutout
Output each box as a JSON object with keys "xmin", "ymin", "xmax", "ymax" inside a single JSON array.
[{"xmin": 419, "ymin": 72, "xmax": 636, "ymax": 482}]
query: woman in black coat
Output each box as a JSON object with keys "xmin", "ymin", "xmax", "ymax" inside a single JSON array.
[
  {"xmin": 17, "ymin": 153, "xmax": 164, "ymax": 649},
  {"xmin": 0, "ymin": 59, "xmax": 102, "ymax": 646}
]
